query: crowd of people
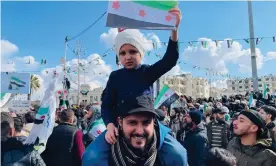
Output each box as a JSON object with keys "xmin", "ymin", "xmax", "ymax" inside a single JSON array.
[{"xmin": 2, "ymin": 7, "xmax": 276, "ymax": 166}]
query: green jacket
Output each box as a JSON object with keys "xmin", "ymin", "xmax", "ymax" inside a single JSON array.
[{"xmin": 227, "ymin": 137, "xmax": 276, "ymax": 166}]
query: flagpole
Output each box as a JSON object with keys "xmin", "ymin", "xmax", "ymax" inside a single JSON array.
[
  {"xmin": 63, "ymin": 37, "xmax": 68, "ymax": 108},
  {"xmin": 248, "ymin": 0, "xmax": 258, "ymax": 91}
]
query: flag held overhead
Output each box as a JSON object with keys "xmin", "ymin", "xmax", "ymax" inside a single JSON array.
[{"xmin": 106, "ymin": 0, "xmax": 178, "ymax": 30}]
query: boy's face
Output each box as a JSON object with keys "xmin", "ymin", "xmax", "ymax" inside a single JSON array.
[{"xmin": 119, "ymin": 44, "xmax": 142, "ymax": 69}]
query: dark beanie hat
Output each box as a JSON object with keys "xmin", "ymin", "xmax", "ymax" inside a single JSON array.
[
  {"xmin": 189, "ymin": 110, "xmax": 202, "ymax": 125},
  {"xmin": 239, "ymin": 110, "xmax": 266, "ymax": 129},
  {"xmin": 156, "ymin": 109, "xmax": 165, "ymax": 121}
]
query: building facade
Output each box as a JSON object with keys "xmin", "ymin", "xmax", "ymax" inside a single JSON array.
[
  {"xmin": 159, "ymin": 73, "xmax": 210, "ymax": 98},
  {"xmin": 226, "ymin": 75, "xmax": 276, "ymax": 95},
  {"xmin": 68, "ymin": 84, "xmax": 104, "ymax": 105}
]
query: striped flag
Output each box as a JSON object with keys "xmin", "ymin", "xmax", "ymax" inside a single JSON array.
[
  {"xmin": 263, "ymin": 83, "xmax": 268, "ymax": 99},
  {"xmin": 154, "ymin": 84, "xmax": 179, "ymax": 109},
  {"xmin": 25, "ymin": 77, "xmax": 57, "ymax": 154},
  {"xmin": 9, "ymin": 77, "xmax": 26, "ymax": 90},
  {"xmin": 106, "ymin": 0, "xmax": 177, "ymax": 30},
  {"xmin": 248, "ymin": 93, "xmax": 255, "ymax": 108}
]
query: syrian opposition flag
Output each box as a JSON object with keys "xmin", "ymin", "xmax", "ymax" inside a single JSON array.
[
  {"xmin": 25, "ymin": 77, "xmax": 57, "ymax": 154},
  {"xmin": 10, "ymin": 76, "xmax": 26, "ymax": 88},
  {"xmin": 248, "ymin": 93, "xmax": 255, "ymax": 108},
  {"xmin": 106, "ymin": 0, "xmax": 178, "ymax": 30},
  {"xmin": 154, "ymin": 84, "xmax": 179, "ymax": 109},
  {"xmin": 263, "ymin": 83, "xmax": 269, "ymax": 99}
]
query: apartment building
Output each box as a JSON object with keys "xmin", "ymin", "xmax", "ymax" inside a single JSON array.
[
  {"xmin": 226, "ymin": 75, "xmax": 276, "ymax": 95},
  {"xmin": 159, "ymin": 73, "xmax": 210, "ymax": 98}
]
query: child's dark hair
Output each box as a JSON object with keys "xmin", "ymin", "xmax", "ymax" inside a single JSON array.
[
  {"xmin": 25, "ymin": 111, "xmax": 35, "ymax": 123},
  {"xmin": 205, "ymin": 147, "xmax": 236, "ymax": 166},
  {"xmin": 14, "ymin": 117, "xmax": 24, "ymax": 133}
]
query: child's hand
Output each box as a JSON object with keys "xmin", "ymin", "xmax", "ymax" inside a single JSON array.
[
  {"xmin": 169, "ymin": 7, "xmax": 182, "ymax": 41},
  {"xmin": 105, "ymin": 123, "xmax": 119, "ymax": 144},
  {"xmin": 169, "ymin": 7, "xmax": 182, "ymax": 29}
]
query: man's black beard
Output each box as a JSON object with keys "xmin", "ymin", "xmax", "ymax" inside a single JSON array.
[
  {"xmin": 120, "ymin": 129, "xmax": 153, "ymax": 157},
  {"xmin": 216, "ymin": 117, "xmax": 225, "ymax": 123},
  {"xmin": 184, "ymin": 122, "xmax": 193, "ymax": 131},
  {"xmin": 170, "ymin": 115, "xmax": 176, "ymax": 119}
]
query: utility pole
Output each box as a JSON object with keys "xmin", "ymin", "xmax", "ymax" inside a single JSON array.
[
  {"xmin": 248, "ymin": 0, "xmax": 259, "ymax": 91},
  {"xmin": 209, "ymin": 70, "xmax": 212, "ymax": 97},
  {"xmin": 76, "ymin": 41, "xmax": 81, "ymax": 106}
]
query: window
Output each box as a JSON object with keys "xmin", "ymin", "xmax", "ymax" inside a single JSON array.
[
  {"xmin": 90, "ymin": 96, "xmax": 93, "ymax": 102},
  {"xmin": 245, "ymin": 86, "xmax": 249, "ymax": 89},
  {"xmin": 232, "ymin": 87, "xmax": 235, "ymax": 90},
  {"xmin": 239, "ymin": 80, "xmax": 242, "ymax": 83},
  {"xmin": 259, "ymin": 84, "xmax": 262, "ymax": 87},
  {"xmin": 94, "ymin": 96, "xmax": 98, "ymax": 101},
  {"xmin": 245, "ymin": 80, "xmax": 249, "ymax": 83},
  {"xmin": 266, "ymin": 78, "xmax": 269, "ymax": 81},
  {"xmin": 267, "ymin": 84, "xmax": 270, "ymax": 87},
  {"xmin": 232, "ymin": 82, "xmax": 235, "ymax": 84},
  {"xmin": 258, "ymin": 79, "xmax": 262, "ymax": 82},
  {"xmin": 239, "ymin": 86, "xmax": 243, "ymax": 89}
]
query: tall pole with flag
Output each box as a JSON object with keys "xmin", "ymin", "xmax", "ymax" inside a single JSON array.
[{"xmin": 248, "ymin": 0, "xmax": 259, "ymax": 91}]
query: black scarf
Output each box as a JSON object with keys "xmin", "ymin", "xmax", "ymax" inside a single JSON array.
[{"xmin": 110, "ymin": 130, "xmax": 158, "ymax": 166}]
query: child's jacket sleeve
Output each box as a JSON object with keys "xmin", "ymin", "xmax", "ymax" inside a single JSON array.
[
  {"xmin": 101, "ymin": 71, "xmax": 117, "ymax": 126},
  {"xmin": 144, "ymin": 38, "xmax": 179, "ymax": 84}
]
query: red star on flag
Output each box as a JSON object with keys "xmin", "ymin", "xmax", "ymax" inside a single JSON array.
[
  {"xmin": 112, "ymin": 1, "xmax": 120, "ymax": 10},
  {"xmin": 97, "ymin": 130, "xmax": 102, "ymax": 135},
  {"xmin": 166, "ymin": 15, "xmax": 172, "ymax": 22},
  {"xmin": 139, "ymin": 10, "xmax": 146, "ymax": 17},
  {"xmin": 165, "ymin": 93, "xmax": 168, "ymax": 97}
]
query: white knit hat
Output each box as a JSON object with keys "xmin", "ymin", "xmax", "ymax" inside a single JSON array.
[{"xmin": 115, "ymin": 29, "xmax": 146, "ymax": 59}]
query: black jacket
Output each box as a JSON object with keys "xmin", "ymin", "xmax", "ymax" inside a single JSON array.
[
  {"xmin": 267, "ymin": 122, "xmax": 276, "ymax": 151},
  {"xmin": 41, "ymin": 123, "xmax": 78, "ymax": 166},
  {"xmin": 101, "ymin": 39, "xmax": 179, "ymax": 126},
  {"xmin": 1, "ymin": 138, "xmax": 45, "ymax": 166},
  {"xmin": 183, "ymin": 123, "xmax": 208, "ymax": 166}
]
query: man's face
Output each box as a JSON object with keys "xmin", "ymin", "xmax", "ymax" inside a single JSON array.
[
  {"xmin": 170, "ymin": 109, "xmax": 176, "ymax": 117},
  {"xmin": 232, "ymin": 115, "xmax": 258, "ymax": 136},
  {"xmin": 259, "ymin": 109, "xmax": 271, "ymax": 123},
  {"xmin": 216, "ymin": 112, "xmax": 226, "ymax": 121},
  {"xmin": 161, "ymin": 106, "xmax": 168, "ymax": 115},
  {"xmin": 85, "ymin": 110, "xmax": 93, "ymax": 119},
  {"xmin": 184, "ymin": 114, "xmax": 192, "ymax": 124},
  {"xmin": 119, "ymin": 44, "xmax": 142, "ymax": 69},
  {"xmin": 119, "ymin": 113, "xmax": 154, "ymax": 151}
]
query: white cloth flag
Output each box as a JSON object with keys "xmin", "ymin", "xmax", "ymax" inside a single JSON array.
[{"xmin": 24, "ymin": 77, "xmax": 57, "ymax": 154}]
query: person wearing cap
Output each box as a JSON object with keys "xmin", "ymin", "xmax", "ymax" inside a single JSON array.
[
  {"xmin": 227, "ymin": 110, "xmax": 276, "ymax": 166},
  {"xmin": 83, "ymin": 94, "xmax": 187, "ymax": 166},
  {"xmin": 207, "ymin": 107, "xmax": 231, "ymax": 149},
  {"xmin": 101, "ymin": 8, "xmax": 182, "ymax": 146},
  {"xmin": 182, "ymin": 110, "xmax": 208, "ymax": 166},
  {"xmin": 259, "ymin": 105, "xmax": 276, "ymax": 151}
]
